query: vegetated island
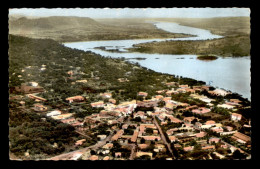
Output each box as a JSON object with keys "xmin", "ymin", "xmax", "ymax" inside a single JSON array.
[
  {"xmin": 125, "ymin": 57, "xmax": 147, "ymax": 60},
  {"xmin": 128, "ymin": 17, "xmax": 250, "ymax": 57},
  {"xmin": 197, "ymin": 55, "xmax": 218, "ymax": 61}
]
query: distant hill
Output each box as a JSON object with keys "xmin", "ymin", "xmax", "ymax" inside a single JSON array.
[
  {"xmin": 9, "ymin": 16, "xmax": 101, "ymax": 32},
  {"xmin": 8, "ymin": 16, "xmax": 186, "ymax": 42}
]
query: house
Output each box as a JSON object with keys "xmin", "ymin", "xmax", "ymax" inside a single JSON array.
[
  {"xmin": 153, "ymin": 95, "xmax": 164, "ymax": 100},
  {"xmin": 205, "ymin": 120, "xmax": 216, "ymax": 125},
  {"xmin": 209, "ymin": 137, "xmax": 221, "ymax": 144},
  {"xmin": 186, "ymin": 105, "xmax": 198, "ymax": 111},
  {"xmin": 103, "ymin": 156, "xmax": 110, "ymax": 160},
  {"xmin": 115, "ymin": 152, "xmax": 122, "ymax": 158},
  {"xmin": 217, "ymin": 104, "xmax": 235, "ymax": 109},
  {"xmin": 196, "ymin": 132, "xmax": 207, "ymax": 138},
  {"xmin": 138, "ymin": 92, "xmax": 148, "ymax": 97},
  {"xmin": 131, "ymin": 130, "xmax": 139, "ymax": 142},
  {"xmin": 183, "ymin": 116, "xmax": 195, "ymax": 123},
  {"xmin": 100, "ymin": 92, "xmax": 112, "ymax": 99},
  {"xmin": 89, "ymin": 155, "xmax": 99, "ymax": 161},
  {"xmin": 134, "ymin": 111, "xmax": 147, "ymax": 119},
  {"xmin": 51, "ymin": 113, "xmax": 73, "ymax": 120},
  {"xmin": 97, "ymin": 135, "xmax": 107, "ymax": 140},
  {"xmin": 174, "ymin": 144, "xmax": 182, "ymax": 149},
  {"xmin": 169, "ymin": 136, "xmax": 177, "ymax": 143},
  {"xmin": 102, "ymin": 143, "xmax": 113, "ymax": 149},
  {"xmin": 154, "ymin": 144, "xmax": 165, "ymax": 152},
  {"xmin": 61, "ymin": 117, "xmax": 76, "ymax": 124},
  {"xmin": 109, "ymin": 99, "xmax": 117, "ymax": 104},
  {"xmin": 15, "ymin": 84, "xmax": 44, "ymax": 94},
  {"xmin": 27, "ymin": 94, "xmax": 47, "ymax": 102},
  {"xmin": 165, "ymin": 82, "xmax": 177, "ymax": 87},
  {"xmin": 231, "ymin": 113, "xmax": 242, "ymax": 121},
  {"xmin": 208, "ymin": 89, "xmax": 229, "ymax": 96},
  {"xmin": 138, "ymin": 144, "xmax": 149, "ymax": 150},
  {"xmin": 75, "ymin": 139, "xmax": 86, "ymax": 146},
  {"xmin": 47, "ymin": 110, "xmax": 62, "ymax": 117},
  {"xmin": 183, "ymin": 146, "xmax": 194, "ymax": 152},
  {"xmin": 118, "ymin": 78, "xmax": 129, "ymax": 83},
  {"xmin": 71, "ymin": 122, "xmax": 84, "ymax": 127},
  {"xmin": 167, "ymin": 115, "xmax": 182, "ymax": 123},
  {"xmin": 66, "ymin": 96, "xmax": 84, "ymax": 103},
  {"xmin": 202, "ymin": 145, "xmax": 215, "ymax": 151},
  {"xmin": 230, "ymin": 99, "xmax": 242, "ymax": 103},
  {"xmin": 91, "ymin": 101, "xmax": 105, "ymax": 108},
  {"xmin": 136, "ymin": 152, "xmax": 153, "ymax": 158},
  {"xmin": 225, "ymin": 126, "xmax": 234, "ymax": 131},
  {"xmin": 75, "ymin": 79, "xmax": 88, "ymax": 83},
  {"xmin": 231, "ymin": 132, "xmax": 251, "ymax": 144},
  {"xmin": 141, "ymin": 136, "xmax": 161, "ymax": 141},
  {"xmin": 156, "ymin": 90, "xmax": 166, "ymax": 94},
  {"xmin": 28, "ymin": 82, "xmax": 38, "ymax": 87},
  {"xmin": 166, "ymin": 128, "xmax": 178, "ymax": 135},
  {"xmin": 211, "ymin": 126, "xmax": 224, "ymax": 133},
  {"xmin": 179, "ymin": 85, "xmax": 189, "ymax": 88},
  {"xmin": 71, "ymin": 152, "xmax": 83, "ymax": 160},
  {"xmin": 111, "ymin": 130, "xmax": 124, "ymax": 141},
  {"xmin": 33, "ymin": 104, "xmax": 48, "ymax": 112},
  {"xmin": 192, "ymin": 107, "xmax": 210, "ymax": 114}
]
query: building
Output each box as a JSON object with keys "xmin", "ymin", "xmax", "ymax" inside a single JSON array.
[
  {"xmin": 136, "ymin": 152, "xmax": 153, "ymax": 159},
  {"xmin": 75, "ymin": 139, "xmax": 86, "ymax": 146},
  {"xmin": 89, "ymin": 155, "xmax": 99, "ymax": 161},
  {"xmin": 33, "ymin": 104, "xmax": 48, "ymax": 112},
  {"xmin": 97, "ymin": 135, "xmax": 107, "ymax": 140},
  {"xmin": 208, "ymin": 89, "xmax": 229, "ymax": 96},
  {"xmin": 231, "ymin": 132, "xmax": 251, "ymax": 144},
  {"xmin": 27, "ymin": 94, "xmax": 47, "ymax": 102},
  {"xmin": 209, "ymin": 137, "xmax": 221, "ymax": 144},
  {"xmin": 169, "ymin": 136, "xmax": 177, "ymax": 143},
  {"xmin": 138, "ymin": 92, "xmax": 148, "ymax": 97},
  {"xmin": 131, "ymin": 130, "xmax": 139, "ymax": 142},
  {"xmin": 231, "ymin": 113, "xmax": 242, "ymax": 121},
  {"xmin": 66, "ymin": 96, "xmax": 84, "ymax": 103},
  {"xmin": 192, "ymin": 107, "xmax": 210, "ymax": 114},
  {"xmin": 15, "ymin": 84, "xmax": 44, "ymax": 94},
  {"xmin": 111, "ymin": 130, "xmax": 124, "ymax": 141},
  {"xmin": 46, "ymin": 110, "xmax": 62, "ymax": 117},
  {"xmin": 183, "ymin": 146, "xmax": 194, "ymax": 152},
  {"xmin": 91, "ymin": 101, "xmax": 105, "ymax": 108},
  {"xmin": 183, "ymin": 116, "xmax": 196, "ymax": 123}
]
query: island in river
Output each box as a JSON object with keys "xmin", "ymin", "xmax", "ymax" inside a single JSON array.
[{"xmin": 197, "ymin": 55, "xmax": 218, "ymax": 60}]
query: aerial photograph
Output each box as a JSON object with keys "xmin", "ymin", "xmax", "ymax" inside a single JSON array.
[{"xmin": 8, "ymin": 8, "xmax": 251, "ymax": 160}]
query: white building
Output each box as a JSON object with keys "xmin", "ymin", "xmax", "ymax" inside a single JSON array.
[
  {"xmin": 46, "ymin": 110, "xmax": 62, "ymax": 117},
  {"xmin": 231, "ymin": 113, "xmax": 242, "ymax": 121}
]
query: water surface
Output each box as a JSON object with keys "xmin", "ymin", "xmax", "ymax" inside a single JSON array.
[{"xmin": 64, "ymin": 22, "xmax": 250, "ymax": 100}]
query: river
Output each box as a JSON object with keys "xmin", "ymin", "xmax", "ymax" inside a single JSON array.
[{"xmin": 64, "ymin": 22, "xmax": 251, "ymax": 100}]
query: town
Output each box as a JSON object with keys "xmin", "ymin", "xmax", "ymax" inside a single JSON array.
[{"xmin": 10, "ymin": 75, "xmax": 251, "ymax": 160}]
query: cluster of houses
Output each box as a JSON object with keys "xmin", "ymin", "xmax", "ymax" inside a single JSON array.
[{"xmin": 13, "ymin": 74, "xmax": 251, "ymax": 160}]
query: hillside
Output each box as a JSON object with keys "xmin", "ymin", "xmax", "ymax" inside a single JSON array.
[{"xmin": 8, "ymin": 16, "xmax": 189, "ymax": 42}]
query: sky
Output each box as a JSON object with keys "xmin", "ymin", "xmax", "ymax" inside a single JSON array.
[{"xmin": 9, "ymin": 8, "xmax": 250, "ymax": 18}]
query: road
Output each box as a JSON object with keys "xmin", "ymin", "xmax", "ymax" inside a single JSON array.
[
  {"xmin": 129, "ymin": 144, "xmax": 136, "ymax": 160},
  {"xmin": 153, "ymin": 117, "xmax": 175, "ymax": 159},
  {"xmin": 47, "ymin": 130, "xmax": 116, "ymax": 160},
  {"xmin": 75, "ymin": 131, "xmax": 93, "ymax": 140}
]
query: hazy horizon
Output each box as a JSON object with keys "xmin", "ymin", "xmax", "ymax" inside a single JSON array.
[{"xmin": 9, "ymin": 8, "xmax": 250, "ymax": 19}]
